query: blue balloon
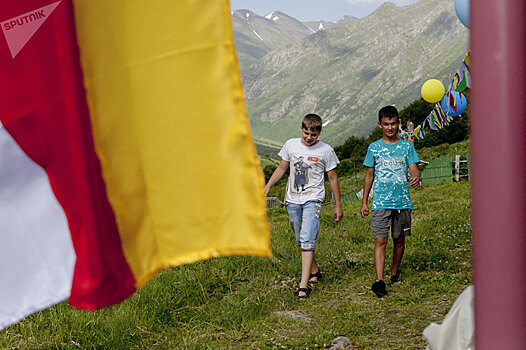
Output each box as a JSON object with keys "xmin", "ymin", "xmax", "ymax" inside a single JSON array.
[
  {"xmin": 440, "ymin": 91, "xmax": 467, "ymax": 117},
  {"xmin": 454, "ymin": 0, "xmax": 470, "ymax": 28}
]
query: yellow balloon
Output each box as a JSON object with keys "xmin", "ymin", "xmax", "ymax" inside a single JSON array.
[{"xmin": 421, "ymin": 79, "xmax": 445, "ymax": 103}]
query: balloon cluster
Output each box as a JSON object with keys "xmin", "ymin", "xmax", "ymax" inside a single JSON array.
[{"xmin": 421, "ymin": 78, "xmax": 467, "ymax": 116}]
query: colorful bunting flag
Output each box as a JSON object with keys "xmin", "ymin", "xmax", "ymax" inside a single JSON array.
[
  {"xmin": 426, "ymin": 116, "xmax": 434, "ymax": 131},
  {"xmin": 447, "ymin": 91, "xmax": 458, "ymax": 116},
  {"xmin": 431, "ymin": 109, "xmax": 444, "ymax": 130},
  {"xmin": 454, "ymin": 71, "xmax": 468, "ymax": 92},
  {"xmin": 398, "ymin": 126, "xmax": 408, "ymax": 140},
  {"xmin": 412, "ymin": 124, "xmax": 425, "ymax": 139},
  {"xmin": 463, "ymin": 51, "xmax": 471, "ymax": 71},
  {"xmin": 449, "ymin": 51, "xmax": 471, "ymax": 92},
  {"xmin": 436, "ymin": 103, "xmax": 450, "ymax": 127},
  {"xmin": 420, "ymin": 125, "xmax": 427, "ymax": 139},
  {"xmin": 419, "ymin": 51, "xmax": 470, "ymax": 139},
  {"xmin": 0, "ymin": 0, "xmax": 271, "ymax": 330}
]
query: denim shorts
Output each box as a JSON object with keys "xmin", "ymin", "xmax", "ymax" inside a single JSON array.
[
  {"xmin": 287, "ymin": 200, "xmax": 322, "ymax": 251},
  {"xmin": 371, "ymin": 209, "xmax": 412, "ymax": 239}
]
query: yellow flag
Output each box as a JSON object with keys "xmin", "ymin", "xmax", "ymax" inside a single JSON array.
[{"xmin": 73, "ymin": 0, "xmax": 271, "ymax": 287}]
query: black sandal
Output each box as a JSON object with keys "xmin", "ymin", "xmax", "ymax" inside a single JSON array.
[
  {"xmin": 296, "ymin": 287, "xmax": 311, "ymax": 299},
  {"xmin": 309, "ymin": 269, "xmax": 322, "ymax": 283},
  {"xmin": 390, "ymin": 274, "xmax": 401, "ymax": 283}
]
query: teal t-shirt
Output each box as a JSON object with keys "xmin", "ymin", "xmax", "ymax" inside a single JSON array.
[{"xmin": 363, "ymin": 139, "xmax": 420, "ymax": 210}]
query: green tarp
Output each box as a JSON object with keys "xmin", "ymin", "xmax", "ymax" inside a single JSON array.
[{"xmin": 421, "ymin": 157, "xmax": 453, "ymax": 186}]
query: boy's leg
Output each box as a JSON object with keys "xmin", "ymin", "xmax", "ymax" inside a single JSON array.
[
  {"xmin": 371, "ymin": 210, "xmax": 390, "ymax": 297},
  {"xmin": 288, "ymin": 202, "xmax": 308, "ymax": 297},
  {"xmin": 390, "ymin": 210, "xmax": 411, "ymax": 281},
  {"xmin": 391, "ymin": 236, "xmax": 405, "ymax": 278},
  {"xmin": 371, "ymin": 210, "xmax": 391, "ymax": 281},
  {"xmin": 311, "ymin": 254, "xmax": 319, "ymax": 274},
  {"xmin": 309, "ymin": 254, "xmax": 320, "ymax": 282},
  {"xmin": 374, "ymin": 237, "xmax": 388, "ymax": 281},
  {"xmin": 299, "ymin": 250, "xmax": 314, "ymax": 296},
  {"xmin": 297, "ymin": 201, "xmax": 322, "ymax": 297}
]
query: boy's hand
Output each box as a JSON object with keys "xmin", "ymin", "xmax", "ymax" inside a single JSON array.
[
  {"xmin": 264, "ymin": 185, "xmax": 270, "ymax": 197},
  {"xmin": 360, "ymin": 203, "xmax": 369, "ymax": 218},
  {"xmin": 334, "ymin": 206, "xmax": 343, "ymax": 222},
  {"xmin": 408, "ymin": 163, "xmax": 420, "ymax": 188},
  {"xmin": 409, "ymin": 176, "xmax": 421, "ymax": 188}
]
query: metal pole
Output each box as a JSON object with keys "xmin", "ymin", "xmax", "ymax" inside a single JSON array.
[{"xmin": 471, "ymin": 1, "xmax": 526, "ymax": 349}]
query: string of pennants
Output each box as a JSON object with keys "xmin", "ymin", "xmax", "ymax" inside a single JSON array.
[{"xmin": 400, "ymin": 51, "xmax": 471, "ymax": 140}]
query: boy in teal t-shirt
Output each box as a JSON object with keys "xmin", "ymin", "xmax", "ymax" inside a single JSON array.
[{"xmin": 360, "ymin": 106, "xmax": 420, "ymax": 297}]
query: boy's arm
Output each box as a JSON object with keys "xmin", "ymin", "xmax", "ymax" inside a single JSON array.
[
  {"xmin": 360, "ymin": 167, "xmax": 374, "ymax": 218},
  {"xmin": 327, "ymin": 169, "xmax": 343, "ymax": 222},
  {"xmin": 264, "ymin": 159, "xmax": 289, "ymax": 196},
  {"xmin": 408, "ymin": 163, "xmax": 420, "ymax": 187}
]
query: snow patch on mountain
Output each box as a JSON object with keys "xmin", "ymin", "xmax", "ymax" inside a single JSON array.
[{"xmin": 253, "ymin": 30, "xmax": 263, "ymax": 41}]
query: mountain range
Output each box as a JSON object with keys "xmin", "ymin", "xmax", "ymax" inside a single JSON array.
[
  {"xmin": 231, "ymin": 10, "xmax": 354, "ymax": 70},
  {"xmin": 231, "ymin": 0, "xmax": 469, "ymax": 146}
]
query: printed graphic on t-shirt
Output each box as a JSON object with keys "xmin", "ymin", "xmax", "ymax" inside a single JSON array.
[
  {"xmin": 293, "ymin": 156, "xmax": 311, "ymax": 192},
  {"xmin": 363, "ymin": 140, "xmax": 419, "ymax": 210},
  {"xmin": 289, "ymin": 153, "xmax": 322, "ymax": 194},
  {"xmin": 375, "ymin": 155, "xmax": 409, "ymax": 206},
  {"xmin": 377, "ymin": 156, "xmax": 407, "ymax": 184}
]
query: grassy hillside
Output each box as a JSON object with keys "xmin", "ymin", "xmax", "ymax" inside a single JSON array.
[
  {"xmin": 417, "ymin": 139, "xmax": 469, "ymax": 162},
  {"xmin": 259, "ymin": 156, "xmax": 280, "ymax": 169},
  {"xmin": 254, "ymin": 136, "xmax": 283, "ymax": 158},
  {"xmin": 1, "ymin": 180, "xmax": 471, "ymax": 349}
]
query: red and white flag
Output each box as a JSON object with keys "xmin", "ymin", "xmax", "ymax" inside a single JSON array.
[{"xmin": 0, "ymin": 0, "xmax": 271, "ymax": 330}]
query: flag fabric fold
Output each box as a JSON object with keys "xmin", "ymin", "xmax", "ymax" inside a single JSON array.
[
  {"xmin": 1, "ymin": 0, "xmax": 271, "ymax": 330},
  {"xmin": 0, "ymin": 120, "xmax": 76, "ymax": 330}
]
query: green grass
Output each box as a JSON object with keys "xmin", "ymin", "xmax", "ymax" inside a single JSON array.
[
  {"xmin": 0, "ymin": 180, "xmax": 471, "ymax": 349},
  {"xmin": 259, "ymin": 156, "xmax": 280, "ymax": 169},
  {"xmin": 417, "ymin": 140, "xmax": 470, "ymax": 162}
]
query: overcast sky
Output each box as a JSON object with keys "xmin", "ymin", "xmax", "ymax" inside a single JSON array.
[{"xmin": 229, "ymin": 0, "xmax": 420, "ymax": 22}]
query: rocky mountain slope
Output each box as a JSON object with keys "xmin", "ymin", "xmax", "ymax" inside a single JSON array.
[
  {"xmin": 231, "ymin": 10, "xmax": 315, "ymax": 69},
  {"xmin": 234, "ymin": 0, "xmax": 469, "ymax": 145}
]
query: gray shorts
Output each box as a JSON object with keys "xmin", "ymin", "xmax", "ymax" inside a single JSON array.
[{"xmin": 371, "ymin": 209, "xmax": 412, "ymax": 239}]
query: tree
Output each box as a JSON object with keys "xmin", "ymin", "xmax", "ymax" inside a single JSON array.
[
  {"xmin": 399, "ymin": 98, "xmax": 435, "ymax": 126},
  {"xmin": 364, "ymin": 127, "xmax": 383, "ymax": 145},
  {"xmin": 263, "ymin": 165, "xmax": 276, "ymax": 183},
  {"xmin": 398, "ymin": 94, "xmax": 470, "ymax": 150},
  {"xmin": 334, "ymin": 136, "xmax": 368, "ymax": 160},
  {"xmin": 335, "ymin": 93, "xmax": 471, "ymax": 169}
]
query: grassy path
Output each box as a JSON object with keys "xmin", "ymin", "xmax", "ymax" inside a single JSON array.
[{"xmin": 1, "ymin": 181, "xmax": 471, "ymax": 349}]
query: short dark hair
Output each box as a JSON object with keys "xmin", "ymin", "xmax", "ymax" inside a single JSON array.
[
  {"xmin": 302, "ymin": 114, "xmax": 322, "ymax": 132},
  {"xmin": 378, "ymin": 105, "xmax": 399, "ymax": 122}
]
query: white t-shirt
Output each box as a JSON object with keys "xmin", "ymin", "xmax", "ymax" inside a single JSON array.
[{"xmin": 278, "ymin": 138, "xmax": 340, "ymax": 204}]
